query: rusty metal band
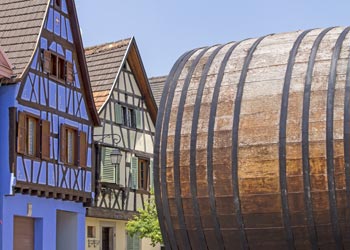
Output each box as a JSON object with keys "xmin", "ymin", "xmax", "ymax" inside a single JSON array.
[
  {"xmin": 172, "ymin": 46, "xmax": 211, "ymax": 250},
  {"xmin": 161, "ymin": 48, "xmax": 206, "ymax": 249},
  {"xmin": 154, "ymin": 49, "xmax": 198, "ymax": 250},
  {"xmin": 344, "ymin": 29, "xmax": 350, "ymax": 214},
  {"xmin": 189, "ymin": 44, "xmax": 226, "ymax": 249},
  {"xmin": 231, "ymin": 35, "xmax": 268, "ymax": 250},
  {"xmin": 302, "ymin": 27, "xmax": 334, "ymax": 250},
  {"xmin": 207, "ymin": 42, "xmax": 240, "ymax": 249},
  {"xmin": 279, "ymin": 29, "xmax": 311, "ymax": 250},
  {"xmin": 206, "ymin": 41, "xmax": 242, "ymax": 250},
  {"xmin": 326, "ymin": 26, "xmax": 350, "ymax": 250}
]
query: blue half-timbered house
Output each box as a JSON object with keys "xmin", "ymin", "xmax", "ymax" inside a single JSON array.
[{"xmin": 0, "ymin": 0, "xmax": 99, "ymax": 249}]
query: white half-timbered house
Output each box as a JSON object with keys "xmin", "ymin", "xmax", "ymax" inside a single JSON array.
[{"xmin": 85, "ymin": 38, "xmax": 159, "ymax": 250}]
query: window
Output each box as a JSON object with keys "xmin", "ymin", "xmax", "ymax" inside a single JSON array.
[
  {"xmin": 138, "ymin": 159, "xmax": 149, "ymax": 190},
  {"xmin": 66, "ymin": 128, "xmax": 76, "ymax": 164},
  {"xmin": 17, "ymin": 112, "xmax": 50, "ymax": 159},
  {"xmin": 130, "ymin": 156, "xmax": 154, "ymax": 190},
  {"xmin": 60, "ymin": 125, "xmax": 87, "ymax": 167},
  {"xmin": 87, "ymin": 226, "xmax": 96, "ymax": 238},
  {"xmin": 27, "ymin": 116, "xmax": 38, "ymax": 156},
  {"xmin": 115, "ymin": 103, "xmax": 142, "ymax": 129},
  {"xmin": 43, "ymin": 50, "xmax": 73, "ymax": 82},
  {"xmin": 58, "ymin": 57, "xmax": 65, "ymax": 80},
  {"xmin": 50, "ymin": 53, "xmax": 57, "ymax": 77},
  {"xmin": 55, "ymin": 0, "xmax": 61, "ymax": 8}
]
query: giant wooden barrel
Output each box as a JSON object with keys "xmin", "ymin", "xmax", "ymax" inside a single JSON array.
[{"xmin": 154, "ymin": 27, "xmax": 350, "ymax": 250}]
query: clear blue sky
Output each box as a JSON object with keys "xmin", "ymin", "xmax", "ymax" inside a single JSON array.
[{"xmin": 75, "ymin": 0, "xmax": 350, "ymax": 77}]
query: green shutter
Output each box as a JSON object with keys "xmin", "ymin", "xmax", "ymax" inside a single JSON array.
[
  {"xmin": 150, "ymin": 158, "xmax": 154, "ymax": 190},
  {"xmin": 127, "ymin": 234, "xmax": 133, "ymax": 250},
  {"xmin": 131, "ymin": 156, "xmax": 138, "ymax": 189},
  {"xmin": 115, "ymin": 103, "xmax": 123, "ymax": 124},
  {"xmin": 135, "ymin": 110, "xmax": 143, "ymax": 130},
  {"xmin": 127, "ymin": 234, "xmax": 140, "ymax": 250},
  {"xmin": 100, "ymin": 147, "xmax": 117, "ymax": 183},
  {"xmin": 133, "ymin": 236, "xmax": 140, "ymax": 250}
]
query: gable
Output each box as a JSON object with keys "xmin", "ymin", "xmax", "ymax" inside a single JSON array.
[
  {"xmin": 15, "ymin": 0, "xmax": 99, "ymax": 125},
  {"xmin": 86, "ymin": 38, "xmax": 157, "ymax": 123}
]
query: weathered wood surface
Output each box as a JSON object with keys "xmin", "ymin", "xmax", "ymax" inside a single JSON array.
[{"xmin": 154, "ymin": 27, "xmax": 350, "ymax": 249}]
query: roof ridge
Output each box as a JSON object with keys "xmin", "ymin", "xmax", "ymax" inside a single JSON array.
[{"xmin": 85, "ymin": 38, "xmax": 132, "ymax": 55}]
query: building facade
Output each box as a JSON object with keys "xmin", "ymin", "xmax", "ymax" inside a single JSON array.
[
  {"xmin": 0, "ymin": 0, "xmax": 99, "ymax": 249},
  {"xmin": 85, "ymin": 38, "xmax": 159, "ymax": 250}
]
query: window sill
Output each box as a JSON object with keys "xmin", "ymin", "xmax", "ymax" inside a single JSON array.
[
  {"xmin": 136, "ymin": 189, "xmax": 150, "ymax": 195},
  {"xmin": 17, "ymin": 152, "xmax": 41, "ymax": 161}
]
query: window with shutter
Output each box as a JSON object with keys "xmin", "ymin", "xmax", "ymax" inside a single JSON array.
[
  {"xmin": 67, "ymin": 130, "xmax": 73, "ymax": 163},
  {"xmin": 135, "ymin": 110, "xmax": 143, "ymax": 130},
  {"xmin": 150, "ymin": 158, "xmax": 154, "ymax": 190},
  {"xmin": 17, "ymin": 112, "xmax": 41, "ymax": 157},
  {"xmin": 43, "ymin": 50, "xmax": 51, "ymax": 73},
  {"xmin": 17, "ymin": 112, "xmax": 26, "ymax": 154},
  {"xmin": 60, "ymin": 125, "xmax": 79, "ymax": 165},
  {"xmin": 27, "ymin": 118, "xmax": 35, "ymax": 154},
  {"xmin": 131, "ymin": 156, "xmax": 138, "ymax": 189},
  {"xmin": 41, "ymin": 120, "xmax": 51, "ymax": 160},
  {"xmin": 66, "ymin": 62, "xmax": 74, "ymax": 83},
  {"xmin": 43, "ymin": 50, "xmax": 72, "ymax": 83},
  {"xmin": 79, "ymin": 131, "xmax": 87, "ymax": 167},
  {"xmin": 100, "ymin": 146, "xmax": 118, "ymax": 183},
  {"xmin": 129, "ymin": 109, "xmax": 136, "ymax": 128},
  {"xmin": 138, "ymin": 159, "xmax": 149, "ymax": 190},
  {"xmin": 114, "ymin": 103, "xmax": 123, "ymax": 124},
  {"xmin": 60, "ymin": 125, "xmax": 67, "ymax": 163},
  {"xmin": 50, "ymin": 53, "xmax": 57, "ymax": 77},
  {"xmin": 57, "ymin": 57, "xmax": 65, "ymax": 80}
]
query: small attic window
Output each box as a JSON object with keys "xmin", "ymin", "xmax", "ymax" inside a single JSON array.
[{"xmin": 55, "ymin": 0, "xmax": 61, "ymax": 8}]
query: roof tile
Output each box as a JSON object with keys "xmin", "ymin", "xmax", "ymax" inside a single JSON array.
[
  {"xmin": 149, "ymin": 76, "xmax": 167, "ymax": 106},
  {"xmin": 0, "ymin": 0, "xmax": 48, "ymax": 79},
  {"xmin": 85, "ymin": 38, "xmax": 131, "ymax": 110}
]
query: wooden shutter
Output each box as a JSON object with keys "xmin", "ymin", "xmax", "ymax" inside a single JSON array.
[
  {"xmin": 150, "ymin": 158, "xmax": 154, "ymax": 190},
  {"xmin": 43, "ymin": 50, "xmax": 51, "ymax": 73},
  {"xmin": 41, "ymin": 120, "xmax": 50, "ymax": 159},
  {"xmin": 115, "ymin": 103, "xmax": 123, "ymax": 124},
  {"xmin": 9, "ymin": 107, "xmax": 17, "ymax": 173},
  {"xmin": 79, "ymin": 131, "xmax": 87, "ymax": 167},
  {"xmin": 131, "ymin": 156, "xmax": 138, "ymax": 189},
  {"xmin": 60, "ymin": 125, "xmax": 67, "ymax": 163},
  {"xmin": 66, "ymin": 61, "xmax": 74, "ymax": 83},
  {"xmin": 135, "ymin": 110, "xmax": 143, "ymax": 130},
  {"xmin": 17, "ymin": 112, "xmax": 26, "ymax": 154}
]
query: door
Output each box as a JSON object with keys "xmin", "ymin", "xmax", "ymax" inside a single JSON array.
[
  {"xmin": 14, "ymin": 216, "xmax": 34, "ymax": 250},
  {"xmin": 102, "ymin": 227, "xmax": 113, "ymax": 250}
]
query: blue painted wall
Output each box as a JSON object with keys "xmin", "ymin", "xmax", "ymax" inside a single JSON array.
[
  {"xmin": 2, "ymin": 194, "xmax": 85, "ymax": 250},
  {"xmin": 0, "ymin": 84, "xmax": 18, "ymax": 248},
  {"xmin": 0, "ymin": 0, "xmax": 95, "ymax": 249}
]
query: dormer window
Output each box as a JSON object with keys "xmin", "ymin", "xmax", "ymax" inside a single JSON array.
[
  {"xmin": 43, "ymin": 50, "xmax": 73, "ymax": 83},
  {"xmin": 55, "ymin": 0, "xmax": 61, "ymax": 8},
  {"xmin": 114, "ymin": 103, "xmax": 143, "ymax": 130}
]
